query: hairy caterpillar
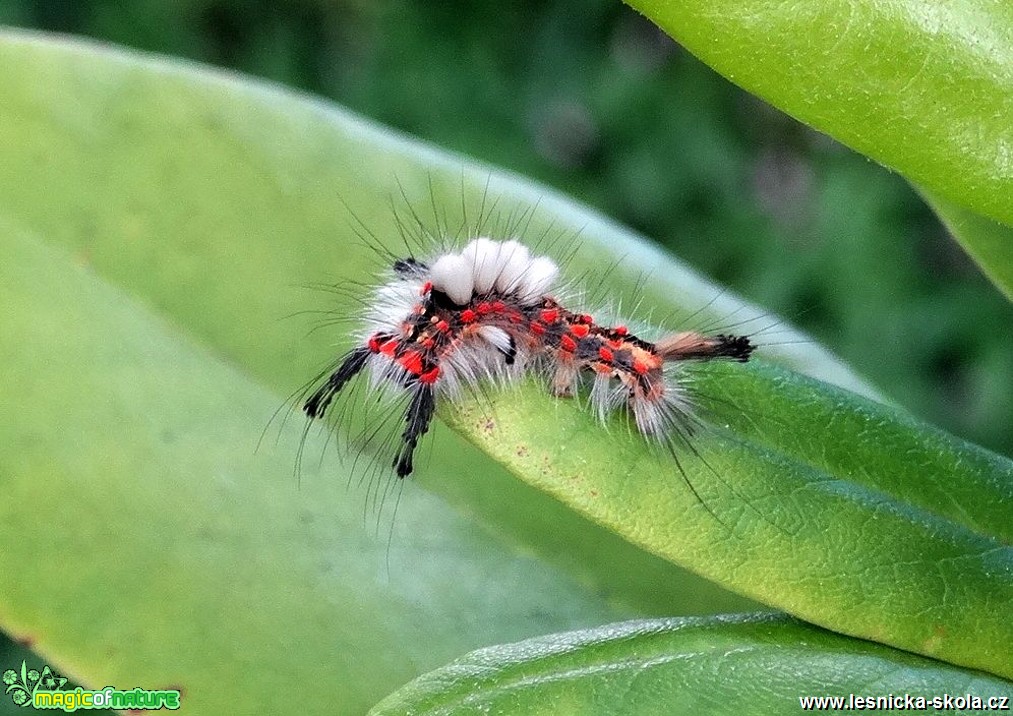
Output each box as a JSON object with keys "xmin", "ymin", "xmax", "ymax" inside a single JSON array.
[{"xmin": 302, "ymin": 237, "xmax": 755, "ymax": 479}]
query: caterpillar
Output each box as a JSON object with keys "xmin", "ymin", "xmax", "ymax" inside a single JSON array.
[{"xmin": 302, "ymin": 237, "xmax": 755, "ymax": 479}]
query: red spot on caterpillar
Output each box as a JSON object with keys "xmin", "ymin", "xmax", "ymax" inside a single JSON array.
[
  {"xmin": 531, "ymin": 321, "xmax": 546, "ymax": 336},
  {"xmin": 476, "ymin": 301, "xmax": 493, "ymax": 315},
  {"xmin": 560, "ymin": 334, "xmax": 577, "ymax": 352},
  {"xmin": 491, "ymin": 301, "xmax": 507, "ymax": 312},
  {"xmin": 421, "ymin": 337, "xmax": 435, "ymax": 349},
  {"xmin": 367, "ymin": 335, "xmax": 382, "ymax": 352},
  {"xmin": 632, "ymin": 358, "xmax": 649, "ymax": 375},
  {"xmin": 380, "ymin": 339, "xmax": 399, "ymax": 356},
  {"xmin": 435, "ymin": 320, "xmax": 450, "ymax": 333},
  {"xmin": 540, "ymin": 309, "xmax": 559, "ymax": 323},
  {"xmin": 613, "ymin": 325, "xmax": 628, "ymax": 337},
  {"xmin": 400, "ymin": 351, "xmax": 424, "ymax": 375},
  {"xmin": 420, "ymin": 281, "xmax": 433, "ymax": 295},
  {"xmin": 460, "ymin": 309, "xmax": 477, "ymax": 323},
  {"xmin": 419, "ymin": 366, "xmax": 440, "ymax": 384},
  {"xmin": 571, "ymin": 323, "xmax": 590, "ymax": 338},
  {"xmin": 579, "ymin": 314, "xmax": 594, "ymax": 325},
  {"xmin": 598, "ymin": 347, "xmax": 614, "ymax": 362}
]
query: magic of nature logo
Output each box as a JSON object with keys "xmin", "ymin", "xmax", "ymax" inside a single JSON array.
[{"xmin": 3, "ymin": 661, "xmax": 180, "ymax": 711}]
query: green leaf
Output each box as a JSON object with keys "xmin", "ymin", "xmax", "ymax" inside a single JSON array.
[
  {"xmin": 443, "ymin": 363, "xmax": 1012, "ymax": 679},
  {"xmin": 370, "ymin": 614, "xmax": 1013, "ymax": 716},
  {"xmin": 922, "ymin": 190, "xmax": 1013, "ymax": 300},
  {"xmin": 622, "ymin": 0, "xmax": 1013, "ymax": 229}
]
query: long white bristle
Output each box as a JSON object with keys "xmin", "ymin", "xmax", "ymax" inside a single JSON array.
[{"xmin": 366, "ymin": 281, "xmax": 421, "ymax": 334}]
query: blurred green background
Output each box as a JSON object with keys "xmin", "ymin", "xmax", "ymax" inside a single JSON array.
[{"xmin": 0, "ymin": 0, "xmax": 1009, "ymax": 704}]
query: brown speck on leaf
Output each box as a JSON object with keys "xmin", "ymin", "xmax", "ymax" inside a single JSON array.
[
  {"xmin": 516, "ymin": 445, "xmax": 528, "ymax": 458},
  {"xmin": 589, "ymin": 489, "xmax": 599, "ymax": 497},
  {"xmin": 16, "ymin": 634, "xmax": 34, "ymax": 648}
]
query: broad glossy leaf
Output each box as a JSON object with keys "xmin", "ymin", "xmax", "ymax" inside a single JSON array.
[
  {"xmin": 443, "ymin": 362, "xmax": 1012, "ymax": 679},
  {"xmin": 371, "ymin": 614, "xmax": 1013, "ymax": 715},
  {"xmin": 623, "ymin": 0, "xmax": 1013, "ymax": 227}
]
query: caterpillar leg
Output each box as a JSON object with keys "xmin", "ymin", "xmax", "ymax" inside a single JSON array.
[{"xmin": 552, "ymin": 356, "xmax": 579, "ymax": 397}]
